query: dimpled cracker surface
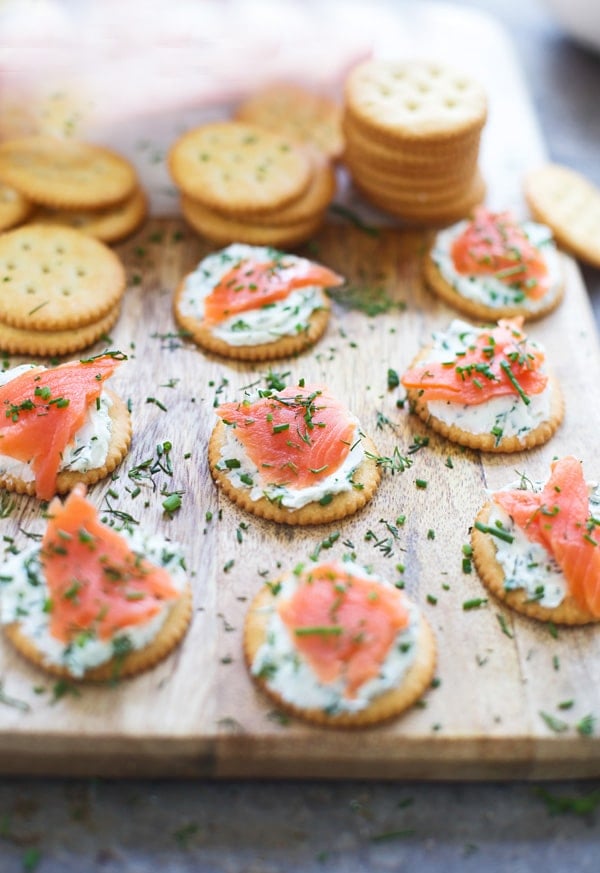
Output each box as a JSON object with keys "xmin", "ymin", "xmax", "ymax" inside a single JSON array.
[
  {"xmin": 524, "ymin": 163, "xmax": 600, "ymax": 269},
  {"xmin": 235, "ymin": 83, "xmax": 345, "ymax": 160},
  {"xmin": 168, "ymin": 122, "xmax": 312, "ymax": 214},
  {"xmin": 0, "ymin": 225, "xmax": 126, "ymax": 331},
  {"xmin": 0, "ymin": 136, "xmax": 137, "ymax": 210},
  {"xmin": 0, "ymin": 184, "xmax": 33, "ymax": 232},
  {"xmin": 345, "ymin": 59, "xmax": 487, "ymax": 142}
]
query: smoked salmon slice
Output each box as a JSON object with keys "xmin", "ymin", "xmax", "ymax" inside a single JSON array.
[
  {"xmin": 215, "ymin": 384, "xmax": 356, "ymax": 488},
  {"xmin": 451, "ymin": 207, "xmax": 550, "ymax": 300},
  {"xmin": 401, "ymin": 318, "xmax": 547, "ymax": 405},
  {"xmin": 493, "ymin": 456, "xmax": 600, "ymax": 616},
  {"xmin": 0, "ymin": 353, "xmax": 124, "ymax": 500},
  {"xmin": 203, "ymin": 254, "xmax": 343, "ymax": 326},
  {"xmin": 278, "ymin": 562, "xmax": 409, "ymax": 698},
  {"xmin": 42, "ymin": 484, "xmax": 179, "ymax": 643}
]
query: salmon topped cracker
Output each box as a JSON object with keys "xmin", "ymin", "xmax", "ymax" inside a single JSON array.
[
  {"xmin": 0, "ymin": 484, "xmax": 192, "ymax": 679},
  {"xmin": 244, "ymin": 560, "xmax": 437, "ymax": 726},
  {"xmin": 209, "ymin": 383, "xmax": 381, "ymax": 525},
  {"xmin": 0, "ymin": 352, "xmax": 127, "ymax": 500},
  {"xmin": 215, "ymin": 384, "xmax": 356, "ymax": 489},
  {"xmin": 401, "ymin": 317, "xmax": 547, "ymax": 406}
]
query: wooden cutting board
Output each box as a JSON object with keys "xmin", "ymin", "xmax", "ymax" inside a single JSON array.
[{"xmin": 1, "ymin": 6, "xmax": 600, "ymax": 780}]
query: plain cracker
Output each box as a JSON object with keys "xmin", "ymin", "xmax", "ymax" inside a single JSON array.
[
  {"xmin": 0, "ymin": 136, "xmax": 137, "ymax": 210},
  {"xmin": 169, "ymin": 122, "xmax": 312, "ymax": 215},
  {"xmin": 0, "ymin": 306, "xmax": 120, "ymax": 357},
  {"xmin": 524, "ymin": 163, "xmax": 600, "ymax": 269},
  {"xmin": 32, "ymin": 187, "xmax": 148, "ymax": 244},
  {"xmin": 0, "ymin": 224, "xmax": 126, "ymax": 331},
  {"xmin": 0, "ymin": 183, "xmax": 34, "ymax": 232}
]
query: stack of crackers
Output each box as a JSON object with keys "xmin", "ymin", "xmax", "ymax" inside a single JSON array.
[
  {"xmin": 169, "ymin": 120, "xmax": 336, "ymax": 248},
  {"xmin": 342, "ymin": 59, "xmax": 487, "ymax": 226},
  {"xmin": 0, "ymin": 223, "xmax": 127, "ymax": 356},
  {"xmin": 0, "ymin": 136, "xmax": 147, "ymax": 244}
]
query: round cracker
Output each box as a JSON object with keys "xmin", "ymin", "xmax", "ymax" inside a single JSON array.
[
  {"xmin": 235, "ymin": 83, "xmax": 344, "ymax": 160},
  {"xmin": 0, "ymin": 306, "xmax": 120, "ymax": 357},
  {"xmin": 32, "ymin": 187, "xmax": 148, "ymax": 244},
  {"xmin": 404, "ymin": 344, "xmax": 564, "ymax": 453},
  {"xmin": 209, "ymin": 421, "xmax": 381, "ymax": 525},
  {"xmin": 423, "ymin": 248, "xmax": 565, "ymax": 322},
  {"xmin": 180, "ymin": 194, "xmax": 324, "ymax": 248},
  {"xmin": 169, "ymin": 121, "xmax": 312, "ymax": 215},
  {"xmin": 174, "ymin": 281, "xmax": 330, "ymax": 362},
  {"xmin": 524, "ymin": 163, "xmax": 600, "ymax": 269},
  {"xmin": 0, "ymin": 224, "xmax": 126, "ymax": 331},
  {"xmin": 472, "ymin": 503, "xmax": 596, "ymax": 625},
  {"xmin": 0, "ymin": 389, "xmax": 132, "ymax": 498},
  {"xmin": 0, "ymin": 183, "xmax": 34, "ymax": 232},
  {"xmin": 345, "ymin": 59, "xmax": 487, "ymax": 144},
  {"xmin": 349, "ymin": 165, "xmax": 485, "ymax": 210},
  {"xmin": 4, "ymin": 583, "xmax": 193, "ymax": 681},
  {"xmin": 344, "ymin": 152, "xmax": 478, "ymax": 198},
  {"xmin": 0, "ymin": 136, "xmax": 137, "ymax": 210},
  {"xmin": 244, "ymin": 583, "xmax": 437, "ymax": 727}
]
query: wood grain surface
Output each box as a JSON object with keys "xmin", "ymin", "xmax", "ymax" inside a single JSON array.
[{"xmin": 0, "ymin": 217, "xmax": 599, "ymax": 779}]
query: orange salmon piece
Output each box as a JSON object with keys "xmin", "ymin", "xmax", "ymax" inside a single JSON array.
[
  {"xmin": 451, "ymin": 207, "xmax": 550, "ymax": 300},
  {"xmin": 203, "ymin": 255, "xmax": 343, "ymax": 326},
  {"xmin": 216, "ymin": 385, "xmax": 356, "ymax": 489},
  {"xmin": 0, "ymin": 354, "xmax": 124, "ymax": 500},
  {"xmin": 401, "ymin": 318, "xmax": 547, "ymax": 405},
  {"xmin": 492, "ymin": 456, "xmax": 600, "ymax": 616},
  {"xmin": 278, "ymin": 562, "xmax": 409, "ymax": 697},
  {"xmin": 42, "ymin": 485, "xmax": 179, "ymax": 643}
]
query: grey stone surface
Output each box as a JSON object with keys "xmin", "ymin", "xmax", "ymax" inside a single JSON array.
[{"xmin": 1, "ymin": 1, "xmax": 600, "ymax": 871}]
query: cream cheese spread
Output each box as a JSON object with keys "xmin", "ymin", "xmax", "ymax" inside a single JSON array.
[
  {"xmin": 420, "ymin": 320, "xmax": 551, "ymax": 441},
  {"xmin": 0, "ymin": 364, "xmax": 113, "ymax": 483},
  {"xmin": 432, "ymin": 220, "xmax": 562, "ymax": 314},
  {"xmin": 179, "ymin": 243, "xmax": 326, "ymax": 345},
  {"xmin": 0, "ymin": 530, "xmax": 187, "ymax": 677},
  {"xmin": 251, "ymin": 562, "xmax": 420, "ymax": 714},
  {"xmin": 217, "ymin": 420, "xmax": 365, "ymax": 510}
]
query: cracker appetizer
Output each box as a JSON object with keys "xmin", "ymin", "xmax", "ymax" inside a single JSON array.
[
  {"xmin": 401, "ymin": 317, "xmax": 563, "ymax": 452},
  {"xmin": 174, "ymin": 243, "xmax": 343, "ymax": 361},
  {"xmin": 0, "ymin": 484, "xmax": 192, "ymax": 680},
  {"xmin": 472, "ymin": 456, "xmax": 600, "ymax": 625},
  {"xmin": 424, "ymin": 207, "xmax": 564, "ymax": 320},
  {"xmin": 0, "ymin": 352, "xmax": 131, "ymax": 500},
  {"xmin": 244, "ymin": 560, "xmax": 436, "ymax": 727},
  {"xmin": 209, "ymin": 383, "xmax": 380, "ymax": 524}
]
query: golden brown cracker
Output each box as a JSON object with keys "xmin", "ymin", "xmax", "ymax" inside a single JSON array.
[
  {"xmin": 0, "ymin": 136, "xmax": 137, "ymax": 210},
  {"xmin": 472, "ymin": 503, "xmax": 596, "ymax": 625},
  {"xmin": 0, "ymin": 389, "xmax": 132, "ymax": 498},
  {"xmin": 169, "ymin": 122, "xmax": 312, "ymax": 215},
  {"xmin": 0, "ymin": 306, "xmax": 120, "ymax": 357},
  {"xmin": 404, "ymin": 345, "xmax": 564, "ymax": 453},
  {"xmin": 344, "ymin": 59, "xmax": 487, "ymax": 143},
  {"xmin": 32, "ymin": 187, "xmax": 148, "ymax": 244},
  {"xmin": 209, "ymin": 421, "xmax": 381, "ymax": 525},
  {"xmin": 524, "ymin": 163, "xmax": 600, "ymax": 269},
  {"xmin": 235, "ymin": 83, "xmax": 344, "ymax": 160},
  {"xmin": 180, "ymin": 194, "xmax": 324, "ymax": 248},
  {"xmin": 423, "ymin": 247, "xmax": 565, "ymax": 322},
  {"xmin": 173, "ymin": 280, "xmax": 330, "ymax": 362},
  {"xmin": 244, "ymin": 584, "xmax": 437, "ymax": 727},
  {"xmin": 0, "ymin": 224, "xmax": 126, "ymax": 331},
  {"xmin": 4, "ymin": 583, "xmax": 193, "ymax": 681},
  {"xmin": 0, "ymin": 183, "xmax": 34, "ymax": 232},
  {"xmin": 242, "ymin": 152, "xmax": 336, "ymax": 226}
]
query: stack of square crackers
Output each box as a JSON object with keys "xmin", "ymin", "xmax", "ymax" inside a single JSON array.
[
  {"xmin": 0, "ymin": 136, "xmax": 146, "ymax": 243},
  {"xmin": 342, "ymin": 60, "xmax": 487, "ymax": 226}
]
